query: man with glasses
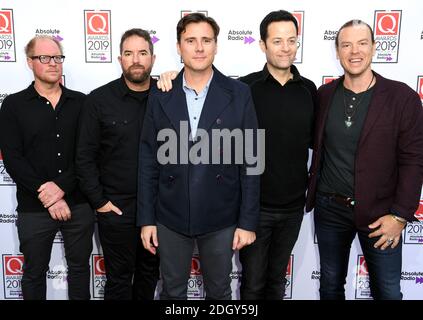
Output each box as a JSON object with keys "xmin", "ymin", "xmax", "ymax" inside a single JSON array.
[{"xmin": 0, "ymin": 36, "xmax": 94, "ymax": 300}]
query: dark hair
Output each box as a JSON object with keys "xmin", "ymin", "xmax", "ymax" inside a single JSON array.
[
  {"xmin": 25, "ymin": 36, "xmax": 63, "ymax": 57},
  {"xmin": 260, "ymin": 10, "xmax": 298, "ymax": 41},
  {"xmin": 177, "ymin": 13, "xmax": 220, "ymax": 43},
  {"xmin": 120, "ymin": 28, "xmax": 154, "ymax": 54},
  {"xmin": 335, "ymin": 19, "xmax": 374, "ymax": 48}
]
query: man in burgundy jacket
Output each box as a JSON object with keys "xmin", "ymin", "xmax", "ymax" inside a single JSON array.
[{"xmin": 306, "ymin": 20, "xmax": 423, "ymax": 300}]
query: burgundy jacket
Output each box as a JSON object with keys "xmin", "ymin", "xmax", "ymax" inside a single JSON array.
[{"xmin": 306, "ymin": 72, "xmax": 423, "ymax": 231}]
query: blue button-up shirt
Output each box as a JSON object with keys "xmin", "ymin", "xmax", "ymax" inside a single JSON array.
[{"xmin": 182, "ymin": 72, "xmax": 213, "ymax": 138}]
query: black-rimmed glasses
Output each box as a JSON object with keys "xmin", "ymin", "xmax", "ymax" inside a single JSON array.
[{"xmin": 31, "ymin": 55, "xmax": 65, "ymax": 64}]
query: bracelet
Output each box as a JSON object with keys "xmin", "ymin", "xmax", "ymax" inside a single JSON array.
[{"xmin": 391, "ymin": 214, "xmax": 407, "ymax": 225}]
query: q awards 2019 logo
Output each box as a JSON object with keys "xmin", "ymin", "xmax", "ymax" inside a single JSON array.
[
  {"xmin": 2, "ymin": 254, "xmax": 23, "ymax": 299},
  {"xmin": 354, "ymin": 255, "xmax": 371, "ymax": 299},
  {"xmin": 0, "ymin": 151, "xmax": 14, "ymax": 185},
  {"xmin": 91, "ymin": 254, "xmax": 106, "ymax": 299},
  {"xmin": 84, "ymin": 10, "xmax": 112, "ymax": 63},
  {"xmin": 0, "ymin": 9, "xmax": 16, "ymax": 62},
  {"xmin": 188, "ymin": 254, "xmax": 204, "ymax": 299},
  {"xmin": 417, "ymin": 76, "xmax": 423, "ymax": 105},
  {"xmin": 322, "ymin": 76, "xmax": 339, "ymax": 85},
  {"xmin": 403, "ymin": 200, "xmax": 423, "ymax": 244},
  {"xmin": 292, "ymin": 11, "xmax": 304, "ymax": 64},
  {"xmin": 372, "ymin": 10, "xmax": 402, "ymax": 63},
  {"xmin": 284, "ymin": 255, "xmax": 294, "ymax": 299}
]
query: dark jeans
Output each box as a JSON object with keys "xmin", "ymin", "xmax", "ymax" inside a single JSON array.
[
  {"xmin": 97, "ymin": 198, "xmax": 159, "ymax": 300},
  {"xmin": 157, "ymin": 223, "xmax": 235, "ymax": 300},
  {"xmin": 239, "ymin": 208, "xmax": 303, "ymax": 300},
  {"xmin": 314, "ymin": 193, "xmax": 402, "ymax": 300},
  {"xmin": 17, "ymin": 203, "xmax": 95, "ymax": 300}
]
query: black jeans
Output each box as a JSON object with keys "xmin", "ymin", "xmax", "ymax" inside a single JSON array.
[
  {"xmin": 17, "ymin": 203, "xmax": 95, "ymax": 300},
  {"xmin": 314, "ymin": 193, "xmax": 402, "ymax": 300},
  {"xmin": 97, "ymin": 198, "xmax": 159, "ymax": 300},
  {"xmin": 239, "ymin": 208, "xmax": 304, "ymax": 299}
]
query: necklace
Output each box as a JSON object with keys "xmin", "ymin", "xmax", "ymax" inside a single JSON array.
[{"xmin": 342, "ymin": 73, "xmax": 374, "ymax": 128}]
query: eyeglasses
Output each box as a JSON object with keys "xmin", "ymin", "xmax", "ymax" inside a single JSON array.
[{"xmin": 31, "ymin": 55, "xmax": 65, "ymax": 64}]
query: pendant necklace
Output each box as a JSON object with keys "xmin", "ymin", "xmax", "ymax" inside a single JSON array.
[{"xmin": 343, "ymin": 73, "xmax": 374, "ymax": 128}]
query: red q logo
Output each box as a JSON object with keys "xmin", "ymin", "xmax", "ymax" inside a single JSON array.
[
  {"xmin": 94, "ymin": 256, "xmax": 106, "ymax": 275},
  {"xmin": 285, "ymin": 256, "xmax": 292, "ymax": 276},
  {"xmin": 375, "ymin": 12, "xmax": 400, "ymax": 35},
  {"xmin": 417, "ymin": 76, "xmax": 423, "ymax": 101},
  {"xmin": 0, "ymin": 10, "xmax": 12, "ymax": 34},
  {"xmin": 5, "ymin": 256, "xmax": 24, "ymax": 275},
  {"xmin": 322, "ymin": 76, "xmax": 338, "ymax": 85},
  {"xmin": 415, "ymin": 200, "xmax": 423, "ymax": 221},
  {"xmin": 190, "ymin": 256, "xmax": 201, "ymax": 275},
  {"xmin": 86, "ymin": 12, "xmax": 109, "ymax": 35},
  {"xmin": 292, "ymin": 12, "xmax": 303, "ymax": 36},
  {"xmin": 358, "ymin": 256, "xmax": 369, "ymax": 276}
]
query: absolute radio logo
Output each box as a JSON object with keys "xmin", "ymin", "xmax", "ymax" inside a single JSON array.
[
  {"xmin": 35, "ymin": 28, "xmax": 63, "ymax": 43},
  {"xmin": 372, "ymin": 10, "xmax": 402, "ymax": 63},
  {"xmin": 401, "ymin": 270, "xmax": 423, "ymax": 284},
  {"xmin": 404, "ymin": 200, "xmax": 423, "ymax": 244},
  {"xmin": 0, "ymin": 212, "xmax": 17, "ymax": 224},
  {"xmin": 322, "ymin": 76, "xmax": 339, "ymax": 85},
  {"xmin": 0, "ymin": 9, "xmax": 16, "ymax": 62},
  {"xmin": 354, "ymin": 255, "xmax": 372, "ymax": 299},
  {"xmin": 0, "ymin": 150, "xmax": 15, "ymax": 185},
  {"xmin": 2, "ymin": 254, "xmax": 23, "ymax": 299},
  {"xmin": 188, "ymin": 254, "xmax": 204, "ymax": 299},
  {"xmin": 292, "ymin": 11, "xmax": 304, "ymax": 64},
  {"xmin": 417, "ymin": 76, "xmax": 423, "ymax": 105},
  {"xmin": 47, "ymin": 264, "xmax": 68, "ymax": 290},
  {"xmin": 284, "ymin": 255, "xmax": 294, "ymax": 299},
  {"xmin": 227, "ymin": 29, "xmax": 255, "ymax": 45},
  {"xmin": 91, "ymin": 254, "xmax": 106, "ymax": 299},
  {"xmin": 84, "ymin": 10, "xmax": 112, "ymax": 63}
]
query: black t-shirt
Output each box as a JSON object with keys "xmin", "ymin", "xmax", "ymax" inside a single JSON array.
[{"xmin": 318, "ymin": 84, "xmax": 374, "ymax": 197}]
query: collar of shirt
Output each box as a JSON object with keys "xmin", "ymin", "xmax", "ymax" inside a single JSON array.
[
  {"xmin": 182, "ymin": 71, "xmax": 214, "ymax": 97},
  {"xmin": 260, "ymin": 63, "xmax": 304, "ymax": 85},
  {"xmin": 116, "ymin": 74, "xmax": 156, "ymax": 98},
  {"xmin": 23, "ymin": 81, "xmax": 79, "ymax": 102}
]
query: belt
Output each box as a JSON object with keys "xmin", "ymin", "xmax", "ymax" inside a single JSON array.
[{"xmin": 319, "ymin": 192, "xmax": 355, "ymax": 209}]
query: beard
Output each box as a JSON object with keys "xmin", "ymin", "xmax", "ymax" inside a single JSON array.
[{"xmin": 123, "ymin": 64, "xmax": 152, "ymax": 84}]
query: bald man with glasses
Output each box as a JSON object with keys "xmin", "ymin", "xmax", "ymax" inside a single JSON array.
[{"xmin": 0, "ymin": 36, "xmax": 94, "ymax": 300}]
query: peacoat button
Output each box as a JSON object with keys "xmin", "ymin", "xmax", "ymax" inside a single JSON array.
[
  {"xmin": 216, "ymin": 174, "xmax": 221, "ymax": 180},
  {"xmin": 216, "ymin": 118, "xmax": 222, "ymax": 125},
  {"xmin": 168, "ymin": 175, "xmax": 175, "ymax": 181}
]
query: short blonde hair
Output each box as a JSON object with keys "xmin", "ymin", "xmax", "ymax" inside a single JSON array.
[{"xmin": 24, "ymin": 36, "xmax": 63, "ymax": 57}]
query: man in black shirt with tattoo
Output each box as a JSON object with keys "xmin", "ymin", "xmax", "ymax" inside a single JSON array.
[
  {"xmin": 76, "ymin": 29, "xmax": 159, "ymax": 300},
  {"xmin": 0, "ymin": 36, "xmax": 94, "ymax": 300}
]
